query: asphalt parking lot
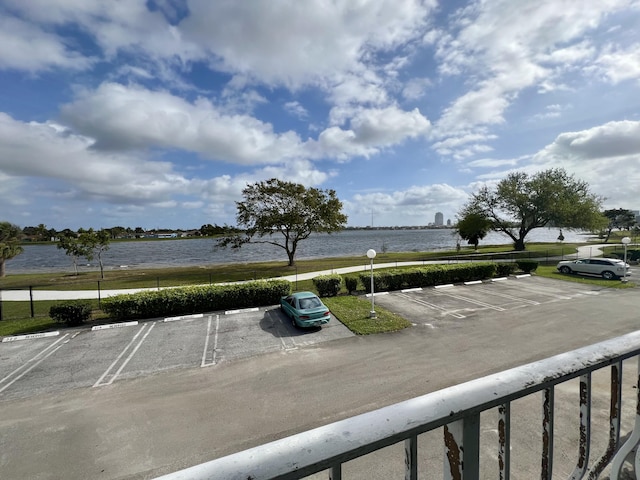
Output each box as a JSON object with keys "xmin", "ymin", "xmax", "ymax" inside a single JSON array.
[
  {"xmin": 1, "ymin": 275, "xmax": 639, "ymax": 479},
  {"xmin": 0, "ymin": 306, "xmax": 353, "ymax": 400},
  {"xmin": 372, "ymin": 274, "xmax": 616, "ymax": 327},
  {"xmin": 0, "ymin": 275, "xmax": 620, "ymax": 402}
]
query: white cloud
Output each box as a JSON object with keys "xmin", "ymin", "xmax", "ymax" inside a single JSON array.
[
  {"xmin": 181, "ymin": 0, "xmax": 436, "ymax": 88},
  {"xmin": 60, "ymin": 82, "xmax": 306, "ymax": 165},
  {"xmin": 0, "ymin": 112, "xmax": 192, "ymax": 204},
  {"xmin": 315, "ymin": 106, "xmax": 431, "ymax": 159},
  {"xmin": 350, "ymin": 183, "xmax": 469, "ymax": 223},
  {"xmin": 589, "ymin": 42, "xmax": 640, "ymax": 84},
  {"xmin": 533, "ymin": 120, "xmax": 640, "ymax": 207},
  {"xmin": 432, "ymin": 0, "xmax": 634, "ymax": 155},
  {"xmin": 0, "ymin": 15, "xmax": 94, "ymax": 72}
]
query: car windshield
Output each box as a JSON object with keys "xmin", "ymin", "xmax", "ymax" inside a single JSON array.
[{"xmin": 299, "ymin": 297, "xmax": 321, "ymax": 309}]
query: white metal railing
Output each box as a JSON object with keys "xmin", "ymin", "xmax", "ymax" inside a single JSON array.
[{"xmin": 155, "ymin": 330, "xmax": 640, "ymax": 480}]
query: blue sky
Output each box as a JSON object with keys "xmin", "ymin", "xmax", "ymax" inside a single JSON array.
[{"xmin": 1, "ymin": 0, "xmax": 640, "ymax": 230}]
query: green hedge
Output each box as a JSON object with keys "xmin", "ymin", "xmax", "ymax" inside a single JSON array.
[
  {"xmin": 49, "ymin": 301, "xmax": 92, "ymax": 326},
  {"xmin": 102, "ymin": 280, "xmax": 291, "ymax": 321},
  {"xmin": 312, "ymin": 274, "xmax": 342, "ymax": 297},
  {"xmin": 516, "ymin": 260, "xmax": 538, "ymax": 273},
  {"xmin": 496, "ymin": 263, "xmax": 518, "ymax": 276},
  {"xmin": 357, "ymin": 262, "xmax": 498, "ymax": 293}
]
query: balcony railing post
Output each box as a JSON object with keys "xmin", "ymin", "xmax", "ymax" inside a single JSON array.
[
  {"xmin": 610, "ymin": 356, "xmax": 640, "ymax": 479},
  {"xmin": 498, "ymin": 403, "xmax": 511, "ymax": 480},
  {"xmin": 568, "ymin": 373, "xmax": 591, "ymax": 480},
  {"xmin": 444, "ymin": 414, "xmax": 480, "ymax": 480},
  {"xmin": 588, "ymin": 361, "xmax": 623, "ymax": 479},
  {"xmin": 405, "ymin": 435, "xmax": 418, "ymax": 480},
  {"xmin": 542, "ymin": 387, "xmax": 555, "ymax": 480}
]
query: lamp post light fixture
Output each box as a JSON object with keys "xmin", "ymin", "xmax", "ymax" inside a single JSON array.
[
  {"xmin": 367, "ymin": 249, "xmax": 377, "ymax": 318},
  {"xmin": 622, "ymin": 236, "xmax": 631, "ymax": 283}
]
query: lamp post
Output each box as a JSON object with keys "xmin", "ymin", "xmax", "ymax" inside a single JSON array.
[
  {"xmin": 367, "ymin": 249, "xmax": 377, "ymax": 318},
  {"xmin": 622, "ymin": 237, "xmax": 631, "ymax": 283}
]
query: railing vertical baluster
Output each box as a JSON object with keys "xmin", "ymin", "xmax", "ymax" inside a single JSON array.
[
  {"xmin": 542, "ymin": 387, "xmax": 554, "ymax": 480},
  {"xmin": 568, "ymin": 373, "xmax": 591, "ymax": 480},
  {"xmin": 444, "ymin": 421, "xmax": 463, "ymax": 480},
  {"xmin": 329, "ymin": 464, "xmax": 341, "ymax": 480},
  {"xmin": 463, "ymin": 413, "xmax": 480, "ymax": 479},
  {"xmin": 444, "ymin": 414, "xmax": 480, "ymax": 480},
  {"xmin": 405, "ymin": 435, "xmax": 418, "ymax": 480},
  {"xmin": 610, "ymin": 356, "xmax": 640, "ymax": 479},
  {"xmin": 498, "ymin": 403, "xmax": 511, "ymax": 480},
  {"xmin": 587, "ymin": 361, "xmax": 623, "ymax": 479}
]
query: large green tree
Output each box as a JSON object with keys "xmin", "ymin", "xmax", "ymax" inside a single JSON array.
[
  {"xmin": 57, "ymin": 229, "xmax": 111, "ymax": 277},
  {"xmin": 218, "ymin": 178, "xmax": 348, "ymax": 266},
  {"xmin": 455, "ymin": 213, "xmax": 492, "ymax": 250},
  {"xmin": 460, "ymin": 169, "xmax": 604, "ymax": 251},
  {"xmin": 601, "ymin": 208, "xmax": 636, "ymax": 242},
  {"xmin": 0, "ymin": 222, "xmax": 24, "ymax": 277}
]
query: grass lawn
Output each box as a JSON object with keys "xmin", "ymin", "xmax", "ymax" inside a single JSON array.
[{"xmin": 323, "ymin": 295, "xmax": 412, "ymax": 335}]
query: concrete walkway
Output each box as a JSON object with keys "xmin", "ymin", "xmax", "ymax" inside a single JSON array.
[{"xmin": 0, "ymin": 244, "xmax": 615, "ymax": 301}]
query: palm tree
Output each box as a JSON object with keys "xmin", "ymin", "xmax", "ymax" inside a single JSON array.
[{"xmin": 0, "ymin": 222, "xmax": 24, "ymax": 277}]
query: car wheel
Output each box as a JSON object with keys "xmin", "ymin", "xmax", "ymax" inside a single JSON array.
[
  {"xmin": 291, "ymin": 318, "xmax": 297, "ymax": 328},
  {"xmin": 601, "ymin": 271, "xmax": 615, "ymax": 280},
  {"xmin": 559, "ymin": 266, "xmax": 571, "ymax": 274}
]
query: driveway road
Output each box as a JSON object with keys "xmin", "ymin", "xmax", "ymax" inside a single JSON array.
[{"xmin": 1, "ymin": 276, "xmax": 639, "ymax": 479}]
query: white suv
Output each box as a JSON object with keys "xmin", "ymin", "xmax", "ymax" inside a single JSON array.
[{"xmin": 556, "ymin": 258, "xmax": 630, "ymax": 280}]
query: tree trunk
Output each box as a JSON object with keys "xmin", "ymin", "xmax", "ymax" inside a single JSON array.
[
  {"xmin": 0, "ymin": 259, "xmax": 5, "ymax": 278},
  {"xmin": 287, "ymin": 250, "xmax": 295, "ymax": 266},
  {"xmin": 514, "ymin": 238, "xmax": 526, "ymax": 251}
]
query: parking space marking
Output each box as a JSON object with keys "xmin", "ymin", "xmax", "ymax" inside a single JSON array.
[
  {"xmin": 93, "ymin": 323, "xmax": 155, "ymax": 387},
  {"xmin": 437, "ymin": 291, "xmax": 506, "ymax": 311},
  {"xmin": 165, "ymin": 313, "xmax": 204, "ymax": 322},
  {"xmin": 267, "ymin": 310, "xmax": 297, "ymax": 351},
  {"xmin": 396, "ymin": 292, "xmax": 466, "ymax": 318},
  {"xmin": 0, "ymin": 334, "xmax": 70, "ymax": 394},
  {"xmin": 469, "ymin": 285, "xmax": 540, "ymax": 306},
  {"xmin": 201, "ymin": 314, "xmax": 220, "ymax": 367}
]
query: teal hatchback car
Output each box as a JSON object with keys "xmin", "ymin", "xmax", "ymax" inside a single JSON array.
[{"xmin": 280, "ymin": 292, "xmax": 331, "ymax": 328}]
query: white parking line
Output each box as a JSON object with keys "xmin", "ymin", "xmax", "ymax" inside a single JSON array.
[
  {"xmin": 201, "ymin": 314, "xmax": 220, "ymax": 367},
  {"xmin": 93, "ymin": 323, "xmax": 155, "ymax": 387},
  {"xmin": 0, "ymin": 334, "xmax": 70, "ymax": 394},
  {"xmin": 472, "ymin": 286, "xmax": 540, "ymax": 306},
  {"xmin": 397, "ymin": 292, "xmax": 466, "ymax": 319},
  {"xmin": 438, "ymin": 291, "xmax": 506, "ymax": 311}
]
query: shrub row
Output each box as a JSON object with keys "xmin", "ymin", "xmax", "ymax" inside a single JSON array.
[
  {"xmin": 357, "ymin": 262, "xmax": 498, "ymax": 293},
  {"xmin": 516, "ymin": 260, "xmax": 538, "ymax": 273},
  {"xmin": 49, "ymin": 301, "xmax": 92, "ymax": 326},
  {"xmin": 312, "ymin": 274, "xmax": 342, "ymax": 297},
  {"xmin": 101, "ymin": 280, "xmax": 291, "ymax": 321}
]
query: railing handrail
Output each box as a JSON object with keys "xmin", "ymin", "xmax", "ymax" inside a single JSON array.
[{"xmin": 155, "ymin": 330, "xmax": 640, "ymax": 480}]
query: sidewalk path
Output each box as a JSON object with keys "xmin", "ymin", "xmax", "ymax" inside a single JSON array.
[{"xmin": 1, "ymin": 244, "xmax": 617, "ymax": 302}]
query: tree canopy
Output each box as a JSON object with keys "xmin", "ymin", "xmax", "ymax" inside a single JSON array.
[
  {"xmin": 218, "ymin": 178, "xmax": 347, "ymax": 266},
  {"xmin": 0, "ymin": 222, "xmax": 24, "ymax": 277},
  {"xmin": 57, "ymin": 228, "xmax": 111, "ymax": 276},
  {"xmin": 456, "ymin": 213, "xmax": 492, "ymax": 250},
  {"xmin": 459, "ymin": 168, "xmax": 604, "ymax": 251},
  {"xmin": 601, "ymin": 208, "xmax": 636, "ymax": 242}
]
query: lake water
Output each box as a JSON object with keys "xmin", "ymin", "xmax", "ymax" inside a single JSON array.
[{"xmin": 6, "ymin": 228, "xmax": 589, "ymax": 274}]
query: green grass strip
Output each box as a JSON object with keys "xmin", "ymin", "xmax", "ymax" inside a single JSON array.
[{"xmin": 323, "ymin": 295, "xmax": 412, "ymax": 335}]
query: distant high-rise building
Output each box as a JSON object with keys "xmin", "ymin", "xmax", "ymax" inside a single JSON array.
[
  {"xmin": 435, "ymin": 212, "xmax": 444, "ymax": 226},
  {"xmin": 447, "ymin": 219, "xmax": 451, "ymax": 227}
]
